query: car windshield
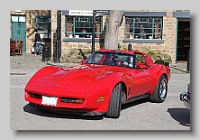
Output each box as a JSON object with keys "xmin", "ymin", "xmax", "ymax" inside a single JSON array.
[{"xmin": 84, "ymin": 52, "xmax": 135, "ymax": 68}]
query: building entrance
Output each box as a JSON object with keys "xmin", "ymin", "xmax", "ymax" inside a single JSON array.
[
  {"xmin": 177, "ymin": 19, "xmax": 190, "ymax": 62},
  {"xmin": 11, "ymin": 15, "xmax": 26, "ymax": 52}
]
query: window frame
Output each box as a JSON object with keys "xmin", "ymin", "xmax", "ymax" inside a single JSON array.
[
  {"xmin": 124, "ymin": 17, "xmax": 163, "ymax": 40},
  {"xmin": 35, "ymin": 15, "xmax": 51, "ymax": 39},
  {"xmin": 123, "ymin": 12, "xmax": 166, "ymax": 43},
  {"xmin": 65, "ymin": 16, "xmax": 103, "ymax": 40}
]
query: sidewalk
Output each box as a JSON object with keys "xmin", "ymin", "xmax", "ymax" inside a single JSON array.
[
  {"xmin": 10, "ymin": 53, "xmax": 189, "ymax": 74},
  {"xmin": 10, "ymin": 53, "xmax": 45, "ymax": 74},
  {"xmin": 10, "ymin": 53, "xmax": 76, "ymax": 74},
  {"xmin": 170, "ymin": 62, "xmax": 189, "ymax": 74}
]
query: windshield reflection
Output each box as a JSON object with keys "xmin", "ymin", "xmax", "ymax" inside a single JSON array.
[{"xmin": 84, "ymin": 52, "xmax": 135, "ymax": 68}]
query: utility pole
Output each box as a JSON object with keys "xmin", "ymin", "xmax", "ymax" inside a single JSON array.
[{"xmin": 55, "ymin": 10, "xmax": 61, "ymax": 63}]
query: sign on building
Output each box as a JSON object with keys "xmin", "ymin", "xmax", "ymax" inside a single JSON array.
[{"xmin": 69, "ymin": 10, "xmax": 93, "ymax": 16}]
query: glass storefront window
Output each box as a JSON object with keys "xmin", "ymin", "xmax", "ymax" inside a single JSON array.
[
  {"xmin": 35, "ymin": 16, "xmax": 51, "ymax": 39},
  {"xmin": 125, "ymin": 17, "xmax": 163, "ymax": 40},
  {"xmin": 65, "ymin": 16, "xmax": 102, "ymax": 38}
]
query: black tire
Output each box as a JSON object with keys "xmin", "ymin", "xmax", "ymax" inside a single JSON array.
[
  {"xmin": 105, "ymin": 83, "xmax": 122, "ymax": 118},
  {"xmin": 149, "ymin": 75, "xmax": 167, "ymax": 103}
]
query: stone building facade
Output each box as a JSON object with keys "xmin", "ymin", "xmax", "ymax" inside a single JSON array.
[
  {"xmin": 10, "ymin": 10, "xmax": 190, "ymax": 64},
  {"xmin": 10, "ymin": 10, "xmax": 51, "ymax": 53}
]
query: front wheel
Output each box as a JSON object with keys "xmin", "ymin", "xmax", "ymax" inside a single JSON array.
[
  {"xmin": 105, "ymin": 83, "xmax": 122, "ymax": 118},
  {"xmin": 149, "ymin": 75, "xmax": 168, "ymax": 103}
]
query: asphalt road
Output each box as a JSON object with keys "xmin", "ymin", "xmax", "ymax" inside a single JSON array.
[{"xmin": 10, "ymin": 54, "xmax": 190, "ymax": 130}]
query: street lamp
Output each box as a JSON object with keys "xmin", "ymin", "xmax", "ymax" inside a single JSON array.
[
  {"xmin": 92, "ymin": 11, "xmax": 96, "ymax": 53},
  {"xmin": 55, "ymin": 10, "xmax": 61, "ymax": 63}
]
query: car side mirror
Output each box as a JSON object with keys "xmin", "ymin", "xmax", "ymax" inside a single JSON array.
[
  {"xmin": 136, "ymin": 64, "xmax": 147, "ymax": 70},
  {"xmin": 140, "ymin": 64, "xmax": 147, "ymax": 69}
]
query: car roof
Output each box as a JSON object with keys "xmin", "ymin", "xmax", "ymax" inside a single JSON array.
[{"xmin": 97, "ymin": 48, "xmax": 145, "ymax": 55}]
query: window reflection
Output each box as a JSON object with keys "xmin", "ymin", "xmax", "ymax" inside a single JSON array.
[
  {"xmin": 125, "ymin": 17, "xmax": 163, "ymax": 40},
  {"xmin": 65, "ymin": 16, "xmax": 102, "ymax": 39}
]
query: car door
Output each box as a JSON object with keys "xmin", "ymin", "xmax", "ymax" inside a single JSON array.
[{"xmin": 128, "ymin": 53, "xmax": 154, "ymax": 98}]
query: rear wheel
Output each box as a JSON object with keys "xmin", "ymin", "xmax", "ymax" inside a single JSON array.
[
  {"xmin": 105, "ymin": 83, "xmax": 122, "ymax": 118},
  {"xmin": 149, "ymin": 75, "xmax": 167, "ymax": 103}
]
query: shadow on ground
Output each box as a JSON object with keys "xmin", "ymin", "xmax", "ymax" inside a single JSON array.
[
  {"xmin": 167, "ymin": 108, "xmax": 190, "ymax": 127},
  {"xmin": 23, "ymin": 99, "xmax": 148, "ymax": 120},
  {"xmin": 23, "ymin": 104, "xmax": 104, "ymax": 120}
]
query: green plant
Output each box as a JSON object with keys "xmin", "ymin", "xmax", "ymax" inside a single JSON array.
[
  {"xmin": 82, "ymin": 49, "xmax": 91, "ymax": 54},
  {"xmin": 123, "ymin": 47, "xmax": 128, "ymax": 50},
  {"xmin": 147, "ymin": 51, "xmax": 155, "ymax": 56},
  {"xmin": 76, "ymin": 55, "xmax": 83, "ymax": 59},
  {"xmin": 118, "ymin": 43, "xmax": 122, "ymax": 50}
]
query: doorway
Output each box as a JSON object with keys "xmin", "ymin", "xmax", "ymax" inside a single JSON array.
[
  {"xmin": 177, "ymin": 19, "xmax": 190, "ymax": 62},
  {"xmin": 11, "ymin": 15, "xmax": 26, "ymax": 52}
]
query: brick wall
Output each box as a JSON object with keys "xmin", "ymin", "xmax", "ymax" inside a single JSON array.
[{"xmin": 51, "ymin": 10, "xmax": 57, "ymax": 59}]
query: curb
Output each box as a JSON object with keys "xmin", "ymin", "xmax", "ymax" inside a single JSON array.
[
  {"xmin": 10, "ymin": 72, "xmax": 27, "ymax": 75},
  {"xmin": 46, "ymin": 61, "xmax": 78, "ymax": 67},
  {"xmin": 170, "ymin": 66, "xmax": 189, "ymax": 74}
]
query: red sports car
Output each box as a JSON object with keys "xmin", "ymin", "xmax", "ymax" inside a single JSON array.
[{"xmin": 24, "ymin": 49, "xmax": 171, "ymax": 118}]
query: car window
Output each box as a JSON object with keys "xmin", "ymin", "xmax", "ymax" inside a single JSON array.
[
  {"xmin": 87, "ymin": 53, "xmax": 104, "ymax": 64},
  {"xmin": 85, "ymin": 52, "xmax": 135, "ymax": 68},
  {"xmin": 135, "ymin": 53, "xmax": 149, "ymax": 69},
  {"xmin": 135, "ymin": 53, "xmax": 145, "ymax": 63}
]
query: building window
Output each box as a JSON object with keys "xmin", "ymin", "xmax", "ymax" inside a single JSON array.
[
  {"xmin": 35, "ymin": 16, "xmax": 51, "ymax": 39},
  {"xmin": 125, "ymin": 17, "xmax": 163, "ymax": 40},
  {"xmin": 65, "ymin": 16, "xmax": 102, "ymax": 39}
]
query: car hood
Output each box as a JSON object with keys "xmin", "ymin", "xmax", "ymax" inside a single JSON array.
[
  {"xmin": 43, "ymin": 64, "xmax": 125, "ymax": 83},
  {"xmin": 25, "ymin": 64, "xmax": 128, "ymax": 94}
]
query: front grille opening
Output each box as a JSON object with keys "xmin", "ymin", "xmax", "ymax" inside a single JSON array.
[
  {"xmin": 60, "ymin": 97, "xmax": 84, "ymax": 104},
  {"xmin": 28, "ymin": 92, "xmax": 42, "ymax": 99}
]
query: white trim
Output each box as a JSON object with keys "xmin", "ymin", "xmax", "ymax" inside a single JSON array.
[
  {"xmin": 19, "ymin": 16, "xmax": 25, "ymax": 22},
  {"xmin": 11, "ymin": 16, "xmax": 18, "ymax": 22},
  {"xmin": 69, "ymin": 10, "xmax": 93, "ymax": 16}
]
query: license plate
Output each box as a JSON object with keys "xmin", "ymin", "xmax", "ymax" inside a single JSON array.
[{"xmin": 42, "ymin": 96, "xmax": 57, "ymax": 106}]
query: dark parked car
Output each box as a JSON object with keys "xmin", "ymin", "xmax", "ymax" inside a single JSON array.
[{"xmin": 180, "ymin": 83, "xmax": 190, "ymax": 109}]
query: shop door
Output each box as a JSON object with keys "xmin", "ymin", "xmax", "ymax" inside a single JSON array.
[
  {"xmin": 11, "ymin": 15, "xmax": 26, "ymax": 52},
  {"xmin": 177, "ymin": 19, "xmax": 190, "ymax": 61}
]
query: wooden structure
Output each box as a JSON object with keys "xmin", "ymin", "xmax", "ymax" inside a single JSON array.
[{"xmin": 10, "ymin": 40, "xmax": 23, "ymax": 56}]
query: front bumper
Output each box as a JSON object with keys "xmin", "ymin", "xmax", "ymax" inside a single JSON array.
[
  {"xmin": 24, "ymin": 91, "xmax": 110, "ymax": 116},
  {"xmin": 29, "ymin": 103, "xmax": 106, "ymax": 116},
  {"xmin": 180, "ymin": 92, "xmax": 190, "ymax": 109}
]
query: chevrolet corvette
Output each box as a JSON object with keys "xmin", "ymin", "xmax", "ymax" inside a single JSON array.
[{"xmin": 24, "ymin": 49, "xmax": 171, "ymax": 118}]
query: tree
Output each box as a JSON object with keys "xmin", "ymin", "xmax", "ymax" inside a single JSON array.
[{"xmin": 104, "ymin": 10, "xmax": 124, "ymax": 50}]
